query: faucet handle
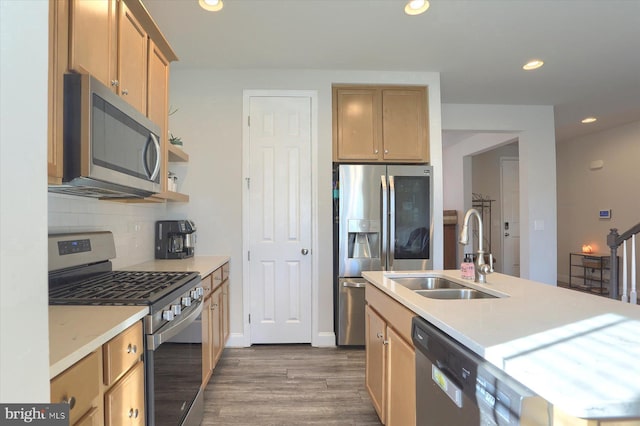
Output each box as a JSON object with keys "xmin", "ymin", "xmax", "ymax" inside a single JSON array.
[{"xmin": 488, "ymin": 253, "xmax": 494, "ymax": 272}]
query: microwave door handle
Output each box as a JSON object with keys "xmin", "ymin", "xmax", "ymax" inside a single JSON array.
[
  {"xmin": 381, "ymin": 175, "xmax": 388, "ymax": 271},
  {"xmin": 147, "ymin": 133, "xmax": 161, "ymax": 181},
  {"xmin": 389, "ymin": 175, "xmax": 395, "ymax": 270}
]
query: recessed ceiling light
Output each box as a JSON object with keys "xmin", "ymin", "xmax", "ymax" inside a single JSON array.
[
  {"xmin": 199, "ymin": 0, "xmax": 223, "ymax": 12},
  {"xmin": 522, "ymin": 60, "xmax": 544, "ymax": 71},
  {"xmin": 581, "ymin": 117, "xmax": 597, "ymax": 124},
  {"xmin": 404, "ymin": 0, "xmax": 430, "ymax": 16}
]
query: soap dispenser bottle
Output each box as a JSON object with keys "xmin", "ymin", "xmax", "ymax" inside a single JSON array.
[{"xmin": 461, "ymin": 254, "xmax": 475, "ymax": 280}]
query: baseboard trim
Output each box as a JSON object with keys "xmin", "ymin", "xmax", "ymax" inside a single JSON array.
[
  {"xmin": 225, "ymin": 333, "xmax": 249, "ymax": 348},
  {"xmin": 313, "ymin": 332, "xmax": 336, "ymax": 347}
]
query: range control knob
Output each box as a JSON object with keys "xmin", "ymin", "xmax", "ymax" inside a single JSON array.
[
  {"xmin": 197, "ymin": 287, "xmax": 204, "ymax": 297},
  {"xmin": 190, "ymin": 289, "xmax": 199, "ymax": 300},
  {"xmin": 171, "ymin": 304, "xmax": 182, "ymax": 315},
  {"xmin": 182, "ymin": 296, "xmax": 192, "ymax": 307},
  {"xmin": 162, "ymin": 310, "xmax": 175, "ymax": 321}
]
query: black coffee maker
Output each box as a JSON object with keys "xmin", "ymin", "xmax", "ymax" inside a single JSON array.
[{"xmin": 155, "ymin": 220, "xmax": 196, "ymax": 259}]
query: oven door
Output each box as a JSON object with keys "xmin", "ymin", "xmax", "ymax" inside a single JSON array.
[{"xmin": 146, "ymin": 300, "xmax": 204, "ymax": 426}]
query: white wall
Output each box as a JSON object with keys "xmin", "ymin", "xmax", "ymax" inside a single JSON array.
[
  {"xmin": 165, "ymin": 69, "xmax": 443, "ymax": 346},
  {"xmin": 556, "ymin": 120, "xmax": 640, "ymax": 283},
  {"xmin": 48, "ymin": 194, "xmax": 166, "ymax": 269},
  {"xmin": 0, "ymin": 0, "xmax": 50, "ymax": 402},
  {"xmin": 442, "ymin": 104, "xmax": 557, "ymax": 284}
]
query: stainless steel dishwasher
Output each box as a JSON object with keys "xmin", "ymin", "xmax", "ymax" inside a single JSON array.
[{"xmin": 412, "ymin": 317, "xmax": 549, "ymax": 426}]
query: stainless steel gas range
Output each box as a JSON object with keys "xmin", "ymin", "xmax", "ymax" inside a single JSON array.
[{"xmin": 48, "ymin": 232, "xmax": 204, "ymax": 426}]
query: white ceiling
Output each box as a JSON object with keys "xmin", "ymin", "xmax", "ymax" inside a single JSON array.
[{"xmin": 143, "ymin": 0, "xmax": 640, "ymax": 142}]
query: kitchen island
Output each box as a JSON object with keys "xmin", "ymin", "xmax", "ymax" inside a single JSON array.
[{"xmin": 363, "ymin": 270, "xmax": 640, "ymax": 422}]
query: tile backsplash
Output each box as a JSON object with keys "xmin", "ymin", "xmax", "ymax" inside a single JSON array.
[{"xmin": 48, "ymin": 193, "xmax": 167, "ymax": 269}]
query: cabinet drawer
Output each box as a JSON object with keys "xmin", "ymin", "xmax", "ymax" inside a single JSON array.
[
  {"xmin": 103, "ymin": 321, "xmax": 143, "ymax": 386},
  {"xmin": 201, "ymin": 273, "xmax": 214, "ymax": 299},
  {"xmin": 211, "ymin": 267, "xmax": 223, "ymax": 290},
  {"xmin": 104, "ymin": 361, "xmax": 145, "ymax": 426},
  {"xmin": 221, "ymin": 262, "xmax": 230, "ymax": 282},
  {"xmin": 50, "ymin": 351, "xmax": 100, "ymax": 426}
]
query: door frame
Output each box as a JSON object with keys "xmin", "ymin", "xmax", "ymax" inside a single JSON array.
[
  {"xmin": 500, "ymin": 156, "xmax": 520, "ymax": 276},
  {"xmin": 241, "ymin": 90, "xmax": 319, "ymax": 347}
]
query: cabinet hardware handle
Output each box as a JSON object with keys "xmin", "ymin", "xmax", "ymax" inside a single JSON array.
[
  {"xmin": 374, "ymin": 149, "xmax": 379, "ymax": 154},
  {"xmin": 110, "ymin": 79, "xmax": 119, "ymax": 87},
  {"xmin": 384, "ymin": 149, "xmax": 389, "ymax": 154},
  {"xmin": 383, "ymin": 340, "xmax": 389, "ymax": 345},
  {"xmin": 62, "ymin": 396, "xmax": 76, "ymax": 410},
  {"xmin": 128, "ymin": 408, "xmax": 139, "ymax": 418},
  {"xmin": 122, "ymin": 89, "xmax": 129, "ymax": 95},
  {"xmin": 127, "ymin": 343, "xmax": 137, "ymax": 354},
  {"xmin": 376, "ymin": 332, "xmax": 383, "ymax": 339}
]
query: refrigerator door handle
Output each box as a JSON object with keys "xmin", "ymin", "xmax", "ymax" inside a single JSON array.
[
  {"xmin": 389, "ymin": 175, "xmax": 396, "ymax": 270},
  {"xmin": 381, "ymin": 175, "xmax": 388, "ymax": 271}
]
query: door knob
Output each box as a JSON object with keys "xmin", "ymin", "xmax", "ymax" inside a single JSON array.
[
  {"xmin": 301, "ymin": 249, "xmax": 309, "ymax": 255},
  {"xmin": 505, "ymin": 232, "xmax": 510, "ymax": 237}
]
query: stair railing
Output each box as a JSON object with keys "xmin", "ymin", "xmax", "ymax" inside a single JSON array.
[{"xmin": 607, "ymin": 223, "xmax": 640, "ymax": 304}]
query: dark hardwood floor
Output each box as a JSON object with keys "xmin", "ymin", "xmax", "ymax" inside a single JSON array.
[{"xmin": 202, "ymin": 345, "xmax": 382, "ymax": 425}]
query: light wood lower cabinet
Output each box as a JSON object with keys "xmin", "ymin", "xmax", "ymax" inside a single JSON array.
[
  {"xmin": 50, "ymin": 350, "xmax": 101, "ymax": 425},
  {"xmin": 365, "ymin": 284, "xmax": 416, "ymax": 426},
  {"xmin": 365, "ymin": 305, "xmax": 386, "ymax": 422},
  {"xmin": 50, "ymin": 321, "xmax": 144, "ymax": 426},
  {"xmin": 202, "ymin": 262, "xmax": 231, "ymax": 387}
]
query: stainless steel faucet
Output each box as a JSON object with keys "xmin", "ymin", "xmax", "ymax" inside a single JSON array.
[{"xmin": 459, "ymin": 208, "xmax": 494, "ymax": 283}]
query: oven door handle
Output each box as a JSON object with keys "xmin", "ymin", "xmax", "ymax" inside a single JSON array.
[{"xmin": 147, "ymin": 300, "xmax": 203, "ymax": 351}]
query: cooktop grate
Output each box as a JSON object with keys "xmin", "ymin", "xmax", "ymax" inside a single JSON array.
[{"xmin": 49, "ymin": 271, "xmax": 197, "ymax": 305}]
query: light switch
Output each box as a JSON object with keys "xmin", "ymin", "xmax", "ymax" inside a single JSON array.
[{"xmin": 534, "ymin": 220, "xmax": 544, "ymax": 231}]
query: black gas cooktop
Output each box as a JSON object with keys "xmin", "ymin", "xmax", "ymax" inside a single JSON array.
[{"xmin": 49, "ymin": 270, "xmax": 199, "ymax": 306}]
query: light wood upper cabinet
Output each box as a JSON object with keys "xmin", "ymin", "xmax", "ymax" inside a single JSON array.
[
  {"xmin": 381, "ymin": 88, "xmax": 428, "ymax": 162},
  {"xmin": 69, "ymin": 0, "xmax": 117, "ymax": 87},
  {"xmin": 333, "ymin": 85, "xmax": 429, "ymax": 163},
  {"xmin": 334, "ymin": 87, "xmax": 380, "ymax": 161},
  {"xmin": 48, "ymin": 0, "xmax": 181, "ymax": 198},
  {"xmin": 118, "ymin": 1, "xmax": 147, "ymax": 113}
]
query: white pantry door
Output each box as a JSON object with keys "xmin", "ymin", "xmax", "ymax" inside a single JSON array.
[
  {"xmin": 501, "ymin": 158, "xmax": 520, "ymax": 277},
  {"xmin": 247, "ymin": 96, "xmax": 312, "ymax": 344}
]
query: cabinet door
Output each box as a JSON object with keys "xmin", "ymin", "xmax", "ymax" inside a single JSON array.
[
  {"xmin": 118, "ymin": 0, "xmax": 148, "ymax": 113},
  {"xmin": 211, "ymin": 287, "xmax": 223, "ymax": 366},
  {"xmin": 334, "ymin": 87, "xmax": 381, "ymax": 161},
  {"xmin": 104, "ymin": 361, "xmax": 145, "ymax": 426},
  {"xmin": 48, "ymin": 0, "xmax": 69, "ymax": 184},
  {"xmin": 147, "ymin": 39, "xmax": 170, "ymax": 192},
  {"xmin": 381, "ymin": 88, "xmax": 428, "ymax": 162},
  {"xmin": 202, "ymin": 295, "xmax": 213, "ymax": 385},
  {"xmin": 222, "ymin": 281, "xmax": 230, "ymax": 343},
  {"xmin": 68, "ymin": 0, "xmax": 117, "ymax": 88},
  {"xmin": 50, "ymin": 351, "xmax": 101, "ymax": 426},
  {"xmin": 365, "ymin": 305, "xmax": 386, "ymax": 423},
  {"xmin": 386, "ymin": 327, "xmax": 416, "ymax": 426}
]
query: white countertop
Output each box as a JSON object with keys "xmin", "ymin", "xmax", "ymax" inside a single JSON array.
[
  {"xmin": 362, "ymin": 270, "xmax": 640, "ymax": 420},
  {"xmin": 124, "ymin": 255, "xmax": 230, "ymax": 277},
  {"xmin": 49, "ymin": 305, "xmax": 147, "ymax": 379}
]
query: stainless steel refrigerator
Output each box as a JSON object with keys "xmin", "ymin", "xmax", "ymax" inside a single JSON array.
[{"xmin": 334, "ymin": 164, "xmax": 433, "ymax": 345}]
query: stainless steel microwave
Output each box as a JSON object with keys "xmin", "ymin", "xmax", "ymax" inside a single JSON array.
[{"xmin": 48, "ymin": 73, "xmax": 161, "ymax": 199}]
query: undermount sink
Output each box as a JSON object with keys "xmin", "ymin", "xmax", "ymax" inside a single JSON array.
[
  {"xmin": 414, "ymin": 288, "xmax": 497, "ymax": 300},
  {"xmin": 391, "ymin": 277, "xmax": 466, "ymax": 290},
  {"xmin": 390, "ymin": 275, "xmax": 498, "ymax": 300}
]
